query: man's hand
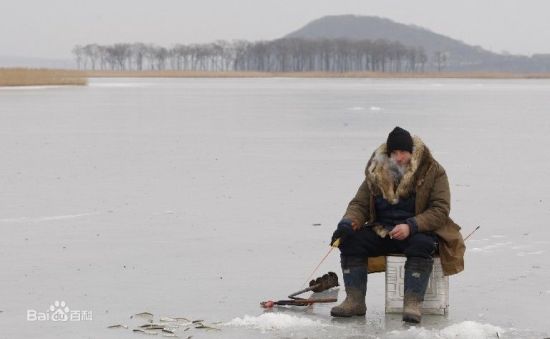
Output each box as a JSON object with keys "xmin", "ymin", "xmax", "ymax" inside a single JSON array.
[
  {"xmin": 330, "ymin": 219, "xmax": 356, "ymax": 246},
  {"xmin": 389, "ymin": 223, "xmax": 410, "ymax": 240}
]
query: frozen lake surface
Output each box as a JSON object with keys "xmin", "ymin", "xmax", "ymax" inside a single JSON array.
[{"xmin": 1, "ymin": 78, "xmax": 549, "ymax": 338}]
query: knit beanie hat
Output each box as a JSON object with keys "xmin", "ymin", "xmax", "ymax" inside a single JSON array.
[{"xmin": 386, "ymin": 127, "xmax": 413, "ymax": 154}]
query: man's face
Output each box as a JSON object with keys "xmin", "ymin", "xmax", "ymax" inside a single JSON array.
[{"xmin": 390, "ymin": 150, "xmax": 412, "ymax": 166}]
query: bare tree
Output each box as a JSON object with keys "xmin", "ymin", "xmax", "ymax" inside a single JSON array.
[
  {"xmin": 72, "ymin": 45, "xmax": 84, "ymax": 70},
  {"xmin": 72, "ymin": 39, "xmax": 428, "ymax": 73},
  {"xmin": 131, "ymin": 43, "xmax": 147, "ymax": 71},
  {"xmin": 433, "ymin": 51, "xmax": 449, "ymax": 71}
]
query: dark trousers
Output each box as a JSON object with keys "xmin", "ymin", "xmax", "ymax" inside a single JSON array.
[{"xmin": 339, "ymin": 226, "xmax": 438, "ymax": 267}]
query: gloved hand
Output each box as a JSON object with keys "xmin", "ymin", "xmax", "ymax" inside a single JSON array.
[{"xmin": 330, "ymin": 219, "xmax": 354, "ymax": 246}]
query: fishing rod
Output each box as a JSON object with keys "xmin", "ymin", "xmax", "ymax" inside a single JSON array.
[
  {"xmin": 260, "ymin": 272, "xmax": 339, "ymax": 308},
  {"xmin": 261, "ymin": 298, "xmax": 337, "ymax": 308},
  {"xmin": 302, "ymin": 238, "xmax": 341, "ymax": 288},
  {"xmin": 464, "ymin": 225, "xmax": 480, "ymax": 241},
  {"xmin": 289, "ymin": 272, "xmax": 339, "ymax": 298}
]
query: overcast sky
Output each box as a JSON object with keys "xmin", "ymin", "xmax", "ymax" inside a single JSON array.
[{"xmin": 1, "ymin": 0, "xmax": 549, "ymax": 59}]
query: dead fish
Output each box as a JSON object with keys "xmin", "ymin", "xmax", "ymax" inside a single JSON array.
[
  {"xmin": 167, "ymin": 317, "xmax": 190, "ymax": 323},
  {"xmin": 191, "ymin": 320, "xmax": 203, "ymax": 323},
  {"xmin": 162, "ymin": 328, "xmax": 175, "ymax": 334},
  {"xmin": 107, "ymin": 324, "xmax": 128, "ymax": 329},
  {"xmin": 139, "ymin": 324, "xmax": 164, "ymax": 330},
  {"xmin": 183, "ymin": 327, "xmax": 190, "ymax": 331},
  {"xmin": 133, "ymin": 312, "xmax": 154, "ymax": 319},
  {"xmin": 195, "ymin": 324, "xmax": 220, "ymax": 331},
  {"xmin": 140, "ymin": 323, "xmax": 164, "ymax": 330},
  {"xmin": 133, "ymin": 328, "xmax": 158, "ymax": 335},
  {"xmin": 159, "ymin": 317, "xmax": 177, "ymax": 322}
]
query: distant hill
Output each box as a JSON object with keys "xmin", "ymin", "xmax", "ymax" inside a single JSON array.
[{"xmin": 285, "ymin": 15, "xmax": 550, "ymax": 72}]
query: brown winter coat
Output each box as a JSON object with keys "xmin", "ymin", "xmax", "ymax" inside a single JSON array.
[{"xmin": 343, "ymin": 136, "xmax": 465, "ymax": 276}]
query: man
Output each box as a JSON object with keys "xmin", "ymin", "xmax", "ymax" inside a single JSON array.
[{"xmin": 330, "ymin": 127, "xmax": 465, "ymax": 323}]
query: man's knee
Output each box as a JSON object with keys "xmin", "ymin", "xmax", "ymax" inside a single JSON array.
[
  {"xmin": 339, "ymin": 235, "xmax": 368, "ymax": 258},
  {"xmin": 339, "ymin": 227, "xmax": 384, "ymax": 258},
  {"xmin": 404, "ymin": 233, "xmax": 437, "ymax": 258}
]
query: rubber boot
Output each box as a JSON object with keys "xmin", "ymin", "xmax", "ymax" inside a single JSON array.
[
  {"xmin": 402, "ymin": 257, "xmax": 433, "ymax": 323},
  {"xmin": 330, "ymin": 261, "xmax": 367, "ymax": 317}
]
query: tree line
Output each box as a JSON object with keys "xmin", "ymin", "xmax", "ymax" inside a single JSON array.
[{"xmin": 72, "ymin": 39, "xmax": 432, "ymax": 72}]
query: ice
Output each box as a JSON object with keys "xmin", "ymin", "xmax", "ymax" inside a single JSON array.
[
  {"xmin": 346, "ymin": 105, "xmax": 382, "ymax": 111},
  {"xmin": 1, "ymin": 77, "xmax": 549, "ymax": 338},
  {"xmin": 225, "ymin": 313, "xmax": 329, "ymax": 331},
  {"xmin": 88, "ymin": 82, "xmax": 152, "ymax": 88},
  {"xmin": 0, "ymin": 85, "xmax": 70, "ymax": 90},
  {"xmin": 437, "ymin": 321, "xmax": 501, "ymax": 338},
  {"xmin": 516, "ymin": 250, "xmax": 544, "ymax": 256},
  {"xmin": 0, "ymin": 212, "xmax": 99, "ymax": 223},
  {"xmin": 389, "ymin": 321, "xmax": 502, "ymax": 339},
  {"xmin": 467, "ymin": 241, "xmax": 513, "ymax": 253}
]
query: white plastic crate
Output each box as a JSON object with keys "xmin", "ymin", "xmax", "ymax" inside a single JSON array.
[{"xmin": 385, "ymin": 255, "xmax": 449, "ymax": 315}]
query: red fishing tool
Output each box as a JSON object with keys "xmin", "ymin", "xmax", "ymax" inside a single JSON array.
[{"xmin": 260, "ymin": 272, "xmax": 339, "ymax": 308}]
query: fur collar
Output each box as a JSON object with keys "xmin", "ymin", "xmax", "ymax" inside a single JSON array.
[{"xmin": 365, "ymin": 136, "xmax": 427, "ymax": 204}]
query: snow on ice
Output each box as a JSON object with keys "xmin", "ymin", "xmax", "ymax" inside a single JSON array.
[{"xmin": 225, "ymin": 313, "xmax": 329, "ymax": 332}]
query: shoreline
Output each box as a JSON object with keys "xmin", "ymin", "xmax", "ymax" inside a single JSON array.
[
  {"xmin": 84, "ymin": 70, "xmax": 550, "ymax": 79},
  {"xmin": 3, "ymin": 69, "xmax": 550, "ymax": 87}
]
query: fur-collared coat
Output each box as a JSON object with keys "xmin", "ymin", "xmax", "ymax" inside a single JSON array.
[{"xmin": 343, "ymin": 136, "xmax": 465, "ymax": 276}]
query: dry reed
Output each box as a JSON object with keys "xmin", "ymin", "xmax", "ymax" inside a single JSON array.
[{"xmin": 0, "ymin": 68, "xmax": 87, "ymax": 86}]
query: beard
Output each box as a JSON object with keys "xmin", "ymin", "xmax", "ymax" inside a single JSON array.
[{"xmin": 388, "ymin": 157, "xmax": 408, "ymax": 184}]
